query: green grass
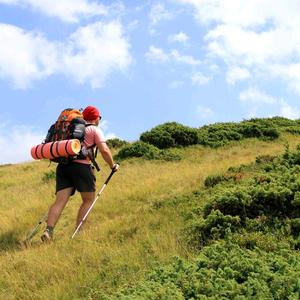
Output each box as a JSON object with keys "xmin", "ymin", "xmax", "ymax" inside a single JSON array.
[{"xmin": 1, "ymin": 133, "xmax": 300, "ymax": 299}]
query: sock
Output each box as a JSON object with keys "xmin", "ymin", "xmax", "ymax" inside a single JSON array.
[{"xmin": 46, "ymin": 226, "xmax": 54, "ymax": 233}]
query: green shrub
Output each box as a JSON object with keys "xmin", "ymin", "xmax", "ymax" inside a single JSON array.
[
  {"xmin": 115, "ymin": 142, "xmax": 161, "ymax": 160},
  {"xmin": 115, "ymin": 141, "xmax": 182, "ymax": 161},
  {"xmin": 256, "ymin": 154, "xmax": 276, "ymax": 164},
  {"xmin": 204, "ymin": 174, "xmax": 227, "ymax": 188},
  {"xmin": 186, "ymin": 146, "xmax": 300, "ymax": 250},
  {"xmin": 240, "ymin": 122, "xmax": 279, "ymax": 140},
  {"xmin": 42, "ymin": 170, "xmax": 56, "ymax": 183},
  {"xmin": 106, "ymin": 138, "xmax": 129, "ymax": 149},
  {"xmin": 198, "ymin": 123, "xmax": 243, "ymax": 147},
  {"xmin": 159, "ymin": 149, "xmax": 182, "ymax": 161},
  {"xmin": 204, "ymin": 187, "xmax": 252, "ymax": 220},
  {"xmin": 285, "ymin": 127, "xmax": 300, "ymax": 135},
  {"xmin": 290, "ymin": 218, "xmax": 300, "ymax": 236},
  {"xmin": 140, "ymin": 122, "xmax": 199, "ymax": 149},
  {"xmin": 115, "ymin": 242, "xmax": 300, "ymax": 299},
  {"xmin": 186, "ymin": 210, "xmax": 241, "ymax": 248},
  {"xmin": 292, "ymin": 192, "xmax": 300, "ymax": 206},
  {"xmin": 197, "ymin": 120, "xmax": 279, "ymax": 148}
]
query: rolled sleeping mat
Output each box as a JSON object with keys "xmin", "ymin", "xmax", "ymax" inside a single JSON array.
[{"xmin": 31, "ymin": 139, "xmax": 81, "ymax": 160}]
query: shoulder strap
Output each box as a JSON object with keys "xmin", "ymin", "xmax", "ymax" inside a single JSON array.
[{"xmin": 83, "ymin": 124, "xmax": 101, "ymax": 171}]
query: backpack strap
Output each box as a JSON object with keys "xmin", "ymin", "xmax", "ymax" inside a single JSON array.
[
  {"xmin": 85, "ymin": 144, "xmax": 100, "ymax": 172},
  {"xmin": 82, "ymin": 123, "xmax": 101, "ymax": 171}
]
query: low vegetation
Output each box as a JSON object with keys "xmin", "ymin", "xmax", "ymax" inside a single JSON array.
[
  {"xmin": 110, "ymin": 137, "xmax": 300, "ymax": 299},
  {"xmin": 116, "ymin": 117, "xmax": 300, "ymax": 160},
  {"xmin": 1, "ymin": 118, "xmax": 300, "ymax": 299}
]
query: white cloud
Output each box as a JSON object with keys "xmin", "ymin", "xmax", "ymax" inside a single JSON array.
[
  {"xmin": 175, "ymin": 0, "xmax": 300, "ymax": 29},
  {"xmin": 227, "ymin": 66, "xmax": 251, "ymax": 85},
  {"xmin": 238, "ymin": 87, "xmax": 300, "ymax": 119},
  {"xmin": 148, "ymin": 3, "xmax": 174, "ymax": 35},
  {"xmin": 0, "ymin": 0, "xmax": 107, "ymax": 23},
  {"xmin": 0, "ymin": 21, "xmax": 132, "ymax": 89},
  {"xmin": 197, "ymin": 105, "xmax": 214, "ymax": 119},
  {"xmin": 205, "ymin": 25, "xmax": 297, "ymax": 66},
  {"xmin": 63, "ymin": 21, "xmax": 132, "ymax": 88},
  {"xmin": 0, "ymin": 24, "xmax": 59, "ymax": 88},
  {"xmin": 279, "ymin": 101, "xmax": 300, "ymax": 119},
  {"xmin": 175, "ymin": 0, "xmax": 300, "ymax": 93},
  {"xmin": 239, "ymin": 87, "xmax": 277, "ymax": 104},
  {"xmin": 191, "ymin": 72, "xmax": 211, "ymax": 85},
  {"xmin": 270, "ymin": 63, "xmax": 300, "ymax": 94},
  {"xmin": 0, "ymin": 124, "xmax": 44, "ymax": 164},
  {"xmin": 99, "ymin": 120, "xmax": 117, "ymax": 140},
  {"xmin": 146, "ymin": 46, "xmax": 201, "ymax": 66},
  {"xmin": 168, "ymin": 31, "xmax": 189, "ymax": 43},
  {"xmin": 146, "ymin": 46, "xmax": 170, "ymax": 63},
  {"xmin": 149, "ymin": 3, "xmax": 173, "ymax": 26},
  {"xmin": 170, "ymin": 49, "xmax": 202, "ymax": 65}
]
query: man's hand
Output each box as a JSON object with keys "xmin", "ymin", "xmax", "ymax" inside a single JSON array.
[{"xmin": 111, "ymin": 163, "xmax": 120, "ymax": 172}]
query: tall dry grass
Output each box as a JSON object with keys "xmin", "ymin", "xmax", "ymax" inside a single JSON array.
[{"xmin": 0, "ymin": 134, "xmax": 299, "ymax": 299}]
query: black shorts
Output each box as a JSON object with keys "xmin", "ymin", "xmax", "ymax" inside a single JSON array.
[{"xmin": 56, "ymin": 162, "xmax": 96, "ymax": 195}]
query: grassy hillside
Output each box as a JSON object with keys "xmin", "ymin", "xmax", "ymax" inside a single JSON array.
[{"xmin": 1, "ymin": 127, "xmax": 300, "ymax": 299}]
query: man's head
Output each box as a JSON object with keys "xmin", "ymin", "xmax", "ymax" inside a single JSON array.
[{"xmin": 82, "ymin": 106, "xmax": 101, "ymax": 125}]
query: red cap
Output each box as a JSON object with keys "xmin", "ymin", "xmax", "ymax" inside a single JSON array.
[{"xmin": 82, "ymin": 106, "xmax": 100, "ymax": 121}]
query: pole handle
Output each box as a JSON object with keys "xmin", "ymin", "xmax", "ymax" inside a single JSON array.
[{"xmin": 105, "ymin": 163, "xmax": 119, "ymax": 184}]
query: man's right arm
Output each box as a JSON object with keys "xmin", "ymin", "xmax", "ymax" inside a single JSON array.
[{"xmin": 97, "ymin": 142, "xmax": 117, "ymax": 170}]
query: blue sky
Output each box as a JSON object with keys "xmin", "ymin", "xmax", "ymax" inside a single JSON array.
[{"xmin": 1, "ymin": 0, "xmax": 300, "ymax": 164}]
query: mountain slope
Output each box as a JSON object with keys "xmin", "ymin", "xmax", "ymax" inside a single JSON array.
[{"xmin": 1, "ymin": 133, "xmax": 300, "ymax": 299}]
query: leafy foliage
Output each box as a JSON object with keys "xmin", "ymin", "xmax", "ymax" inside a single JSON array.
[
  {"xmin": 41, "ymin": 169, "xmax": 56, "ymax": 183},
  {"xmin": 115, "ymin": 241, "xmax": 300, "ymax": 299},
  {"xmin": 106, "ymin": 138, "xmax": 129, "ymax": 149},
  {"xmin": 116, "ymin": 117, "xmax": 300, "ymax": 160},
  {"xmin": 115, "ymin": 141, "xmax": 181, "ymax": 161},
  {"xmin": 187, "ymin": 145, "xmax": 300, "ymax": 249},
  {"xmin": 104, "ymin": 142, "xmax": 300, "ymax": 300},
  {"xmin": 140, "ymin": 122, "xmax": 199, "ymax": 149},
  {"xmin": 198, "ymin": 121, "xmax": 279, "ymax": 148},
  {"xmin": 115, "ymin": 142, "xmax": 161, "ymax": 160}
]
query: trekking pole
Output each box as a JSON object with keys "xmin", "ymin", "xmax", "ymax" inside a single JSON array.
[
  {"xmin": 71, "ymin": 165, "xmax": 119, "ymax": 239},
  {"xmin": 23, "ymin": 213, "xmax": 48, "ymax": 244}
]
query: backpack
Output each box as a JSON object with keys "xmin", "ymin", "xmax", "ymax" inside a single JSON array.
[{"xmin": 44, "ymin": 108, "xmax": 100, "ymax": 171}]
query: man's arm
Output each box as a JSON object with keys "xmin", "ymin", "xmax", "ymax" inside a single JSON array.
[{"xmin": 97, "ymin": 142, "xmax": 117, "ymax": 170}]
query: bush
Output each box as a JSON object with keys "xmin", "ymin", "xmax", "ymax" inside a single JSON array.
[
  {"xmin": 204, "ymin": 174, "xmax": 227, "ymax": 188},
  {"xmin": 240, "ymin": 122, "xmax": 279, "ymax": 140},
  {"xmin": 204, "ymin": 187, "xmax": 252, "ymax": 220},
  {"xmin": 186, "ymin": 210, "xmax": 240, "ymax": 248},
  {"xmin": 42, "ymin": 170, "xmax": 56, "ymax": 183},
  {"xmin": 187, "ymin": 147, "xmax": 300, "ymax": 249},
  {"xmin": 140, "ymin": 122, "xmax": 199, "ymax": 149},
  {"xmin": 115, "ymin": 141, "xmax": 182, "ymax": 161},
  {"xmin": 198, "ymin": 123, "xmax": 243, "ymax": 147},
  {"xmin": 256, "ymin": 154, "xmax": 276, "ymax": 164},
  {"xmin": 115, "ymin": 142, "xmax": 161, "ymax": 160},
  {"xmin": 290, "ymin": 218, "xmax": 300, "ymax": 236},
  {"xmin": 197, "ymin": 120, "xmax": 279, "ymax": 148},
  {"xmin": 115, "ymin": 242, "xmax": 300, "ymax": 299},
  {"xmin": 106, "ymin": 138, "xmax": 128, "ymax": 149}
]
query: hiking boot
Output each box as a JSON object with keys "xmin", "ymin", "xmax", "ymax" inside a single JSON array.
[{"xmin": 41, "ymin": 228, "xmax": 53, "ymax": 242}]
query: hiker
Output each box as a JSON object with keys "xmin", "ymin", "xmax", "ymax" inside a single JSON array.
[{"xmin": 41, "ymin": 105, "xmax": 119, "ymax": 241}]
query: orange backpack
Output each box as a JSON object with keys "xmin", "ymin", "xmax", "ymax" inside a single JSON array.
[
  {"xmin": 45, "ymin": 108, "xmax": 86, "ymax": 143},
  {"xmin": 44, "ymin": 108, "xmax": 100, "ymax": 171}
]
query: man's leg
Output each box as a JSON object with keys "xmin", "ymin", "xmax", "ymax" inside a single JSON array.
[
  {"xmin": 41, "ymin": 187, "xmax": 73, "ymax": 241},
  {"xmin": 47, "ymin": 187, "xmax": 74, "ymax": 227},
  {"xmin": 76, "ymin": 192, "xmax": 95, "ymax": 228}
]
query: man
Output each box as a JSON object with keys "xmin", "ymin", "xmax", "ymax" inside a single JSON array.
[{"xmin": 41, "ymin": 105, "xmax": 119, "ymax": 241}]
